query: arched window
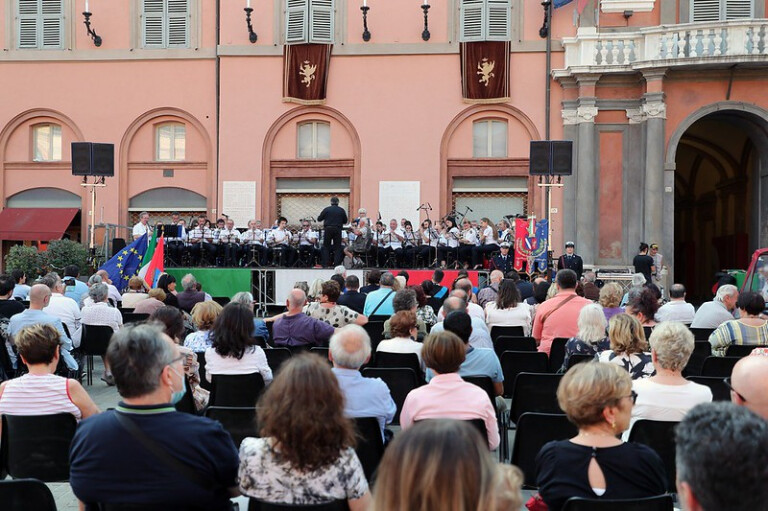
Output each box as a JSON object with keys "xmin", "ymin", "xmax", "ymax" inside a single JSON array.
[
  {"xmin": 473, "ymin": 119, "xmax": 507, "ymax": 157},
  {"xmin": 32, "ymin": 123, "xmax": 62, "ymax": 161},
  {"xmin": 156, "ymin": 122, "xmax": 186, "ymax": 161},
  {"xmin": 297, "ymin": 121, "xmax": 330, "ymax": 159}
]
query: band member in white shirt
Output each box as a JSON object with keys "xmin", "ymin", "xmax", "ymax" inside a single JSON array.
[
  {"xmin": 187, "ymin": 215, "xmax": 215, "ymax": 266},
  {"xmin": 437, "ymin": 217, "xmax": 461, "ymax": 269},
  {"xmin": 216, "ymin": 218, "xmax": 241, "ymax": 267},
  {"xmin": 382, "ymin": 219, "xmax": 405, "ymax": 268},
  {"xmin": 458, "ymin": 219, "xmax": 478, "ymax": 268},
  {"xmin": 497, "ymin": 219, "xmax": 513, "ymax": 244},
  {"xmin": 239, "ymin": 219, "xmax": 266, "ymax": 266},
  {"xmin": 402, "ymin": 221, "xmax": 420, "ymax": 268},
  {"xmin": 296, "ymin": 219, "xmax": 320, "ymax": 267},
  {"xmin": 418, "ymin": 219, "xmax": 440, "ymax": 268},
  {"xmin": 266, "ymin": 216, "xmax": 295, "ymax": 266},
  {"xmin": 472, "ymin": 217, "xmax": 500, "ymax": 269},
  {"xmin": 132, "ymin": 211, "xmax": 151, "ymax": 241},
  {"xmin": 166, "ymin": 211, "xmax": 187, "ymax": 266},
  {"xmin": 372, "ymin": 220, "xmax": 386, "ymax": 267}
]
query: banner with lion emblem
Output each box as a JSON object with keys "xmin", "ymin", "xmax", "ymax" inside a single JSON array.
[
  {"xmin": 460, "ymin": 41, "xmax": 510, "ymax": 104},
  {"xmin": 283, "ymin": 44, "xmax": 332, "ymax": 105}
]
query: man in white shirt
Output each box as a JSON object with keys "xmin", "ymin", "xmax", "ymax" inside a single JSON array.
[
  {"xmin": 431, "ymin": 296, "xmax": 492, "ymax": 350},
  {"xmin": 239, "ymin": 219, "xmax": 266, "ymax": 266},
  {"xmin": 656, "ymin": 283, "xmax": 696, "ymax": 324},
  {"xmin": 95, "ymin": 270, "xmax": 123, "ymax": 306},
  {"xmin": 296, "ymin": 219, "xmax": 320, "ymax": 267},
  {"xmin": 132, "ymin": 211, "xmax": 152, "ymax": 240},
  {"xmin": 438, "ymin": 280, "xmax": 485, "ymax": 322},
  {"xmin": 41, "ymin": 272, "xmax": 82, "ymax": 345},
  {"xmin": 216, "ymin": 218, "xmax": 240, "ymax": 267},
  {"xmin": 691, "ymin": 284, "xmax": 738, "ymax": 329},
  {"xmin": 187, "ymin": 215, "xmax": 215, "ymax": 266},
  {"xmin": 266, "ymin": 216, "xmax": 295, "ymax": 266},
  {"xmin": 382, "ymin": 219, "xmax": 405, "ymax": 268}
]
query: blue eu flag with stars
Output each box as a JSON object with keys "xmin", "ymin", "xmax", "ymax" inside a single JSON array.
[{"xmin": 99, "ymin": 233, "xmax": 149, "ymax": 293}]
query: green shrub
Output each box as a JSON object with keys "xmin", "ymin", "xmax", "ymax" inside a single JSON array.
[
  {"xmin": 5, "ymin": 244, "xmax": 43, "ymax": 278},
  {"xmin": 39, "ymin": 239, "xmax": 90, "ymax": 275}
]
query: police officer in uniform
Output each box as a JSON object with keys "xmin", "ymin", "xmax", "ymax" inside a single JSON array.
[
  {"xmin": 557, "ymin": 241, "xmax": 584, "ymax": 279},
  {"xmin": 489, "ymin": 242, "xmax": 515, "ymax": 274}
]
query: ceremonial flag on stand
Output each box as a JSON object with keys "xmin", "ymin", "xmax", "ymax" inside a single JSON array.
[
  {"xmin": 138, "ymin": 231, "xmax": 164, "ymax": 288},
  {"xmin": 513, "ymin": 218, "xmax": 549, "ymax": 273},
  {"xmin": 99, "ymin": 234, "xmax": 149, "ymax": 292}
]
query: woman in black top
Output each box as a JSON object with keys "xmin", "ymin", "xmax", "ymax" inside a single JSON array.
[
  {"xmin": 156, "ymin": 273, "xmax": 180, "ymax": 309},
  {"xmin": 535, "ymin": 362, "xmax": 666, "ymax": 510}
]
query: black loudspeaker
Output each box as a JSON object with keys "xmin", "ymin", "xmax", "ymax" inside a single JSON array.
[
  {"xmin": 92, "ymin": 143, "xmax": 115, "ymax": 176},
  {"xmin": 70, "ymin": 142, "xmax": 115, "ymax": 177},
  {"xmin": 529, "ymin": 141, "xmax": 551, "ymax": 176},
  {"xmin": 71, "ymin": 142, "xmax": 93, "ymax": 176},
  {"xmin": 529, "ymin": 140, "xmax": 573, "ymax": 176},
  {"xmin": 551, "ymin": 141, "xmax": 573, "ymax": 176}
]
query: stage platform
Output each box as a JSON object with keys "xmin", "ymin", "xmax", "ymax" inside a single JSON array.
[{"xmin": 165, "ymin": 267, "xmax": 488, "ymax": 311}]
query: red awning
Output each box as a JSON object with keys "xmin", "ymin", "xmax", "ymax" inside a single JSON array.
[{"xmin": 0, "ymin": 208, "xmax": 79, "ymax": 241}]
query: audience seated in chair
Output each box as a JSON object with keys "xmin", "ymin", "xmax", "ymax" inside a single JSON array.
[
  {"xmin": 363, "ymin": 272, "xmax": 397, "ymax": 318},
  {"xmin": 430, "ymin": 296, "xmax": 492, "ymax": 350},
  {"xmin": 561, "ymin": 303, "xmax": 610, "ymax": 372},
  {"xmin": 728, "ymin": 354, "xmax": 768, "ymax": 419},
  {"xmin": 382, "ymin": 288, "xmax": 427, "ymax": 339},
  {"xmin": 535, "ymin": 362, "xmax": 666, "ymax": 511},
  {"xmin": 120, "ymin": 276, "xmax": 149, "ymax": 309},
  {"xmin": 484, "ymin": 278, "xmax": 532, "ymax": 336},
  {"xmin": 69, "ymin": 323, "xmax": 240, "ymax": 509},
  {"xmin": 337, "ymin": 275, "xmax": 366, "ymax": 314},
  {"xmin": 598, "ymin": 314, "xmax": 655, "ymax": 380},
  {"xmin": 184, "ymin": 300, "xmax": 224, "ymax": 353},
  {"xmin": 238, "ymin": 354, "xmax": 371, "ymax": 510},
  {"xmin": 373, "ymin": 419, "xmax": 523, "ymax": 510},
  {"xmin": 133, "ymin": 288, "xmax": 168, "ymax": 316},
  {"xmin": 0, "ymin": 323, "xmax": 99, "ymax": 433},
  {"xmin": 676, "ymin": 402, "xmax": 768, "ymax": 511},
  {"xmin": 303, "ymin": 281, "xmax": 368, "ymax": 329},
  {"xmin": 271, "ymin": 289, "xmax": 335, "ymax": 348},
  {"xmin": 400, "ymin": 330, "xmax": 500, "ymax": 450},
  {"xmin": 229, "ymin": 291, "xmax": 270, "ymax": 340},
  {"xmin": 329, "ymin": 324, "xmax": 396, "ymax": 440},
  {"xmin": 377, "ymin": 310, "xmax": 425, "ymax": 371}
]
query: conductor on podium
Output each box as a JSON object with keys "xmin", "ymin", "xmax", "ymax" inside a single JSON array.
[{"xmin": 318, "ymin": 197, "xmax": 347, "ymax": 267}]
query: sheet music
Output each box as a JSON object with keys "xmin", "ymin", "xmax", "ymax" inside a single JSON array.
[{"xmin": 223, "ymin": 181, "xmax": 256, "ymax": 229}]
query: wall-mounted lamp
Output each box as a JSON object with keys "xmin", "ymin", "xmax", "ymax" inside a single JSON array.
[
  {"xmin": 245, "ymin": 1, "xmax": 257, "ymax": 43},
  {"xmin": 361, "ymin": 2, "xmax": 371, "ymax": 42},
  {"xmin": 421, "ymin": 2, "xmax": 431, "ymax": 41},
  {"xmin": 82, "ymin": 0, "xmax": 102, "ymax": 47}
]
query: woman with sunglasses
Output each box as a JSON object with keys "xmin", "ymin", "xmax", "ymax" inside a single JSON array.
[{"xmin": 535, "ymin": 362, "xmax": 667, "ymax": 510}]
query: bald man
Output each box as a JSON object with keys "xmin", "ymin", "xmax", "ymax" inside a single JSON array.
[
  {"xmin": 272, "ymin": 289, "xmax": 335, "ymax": 348},
  {"xmin": 729, "ymin": 355, "xmax": 768, "ymax": 419},
  {"xmin": 8, "ymin": 284, "xmax": 78, "ymax": 372}
]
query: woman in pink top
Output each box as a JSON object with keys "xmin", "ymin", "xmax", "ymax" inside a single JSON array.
[
  {"xmin": 0, "ymin": 324, "xmax": 99, "ymax": 429},
  {"xmin": 400, "ymin": 331, "xmax": 499, "ymax": 450}
]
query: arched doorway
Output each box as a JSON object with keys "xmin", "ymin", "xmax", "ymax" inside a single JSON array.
[{"xmin": 672, "ymin": 108, "xmax": 768, "ymax": 301}]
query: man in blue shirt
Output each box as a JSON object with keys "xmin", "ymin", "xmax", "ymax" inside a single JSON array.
[
  {"xmin": 429, "ymin": 297, "xmax": 492, "ymax": 350},
  {"xmin": 8, "ymin": 284, "xmax": 77, "ymax": 371},
  {"xmin": 63, "ymin": 265, "xmax": 89, "ymax": 303},
  {"xmin": 426, "ymin": 311, "xmax": 503, "ymax": 397},
  {"xmin": 330, "ymin": 325, "xmax": 396, "ymax": 438},
  {"xmin": 69, "ymin": 323, "xmax": 239, "ymax": 510},
  {"xmin": 363, "ymin": 272, "xmax": 396, "ymax": 317}
]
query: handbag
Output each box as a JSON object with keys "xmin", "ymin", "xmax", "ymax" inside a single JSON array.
[{"xmin": 525, "ymin": 493, "xmax": 549, "ymax": 511}]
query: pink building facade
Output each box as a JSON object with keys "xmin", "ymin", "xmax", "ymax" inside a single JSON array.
[{"xmin": 0, "ymin": 0, "xmax": 767, "ymax": 296}]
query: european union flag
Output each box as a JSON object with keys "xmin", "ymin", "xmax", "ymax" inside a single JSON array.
[{"xmin": 99, "ymin": 233, "xmax": 149, "ymax": 292}]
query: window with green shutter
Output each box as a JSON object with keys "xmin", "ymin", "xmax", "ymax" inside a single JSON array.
[
  {"xmin": 142, "ymin": 0, "xmax": 189, "ymax": 48},
  {"xmin": 285, "ymin": 0, "xmax": 335, "ymax": 44},
  {"xmin": 17, "ymin": 0, "xmax": 63, "ymax": 49}
]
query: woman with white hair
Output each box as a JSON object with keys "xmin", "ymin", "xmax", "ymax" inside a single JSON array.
[
  {"xmin": 230, "ymin": 291, "xmax": 270, "ymax": 341},
  {"xmin": 561, "ymin": 303, "xmax": 609, "ymax": 371},
  {"xmin": 620, "ymin": 273, "xmax": 646, "ymax": 307},
  {"xmin": 629, "ymin": 321, "xmax": 712, "ymax": 430}
]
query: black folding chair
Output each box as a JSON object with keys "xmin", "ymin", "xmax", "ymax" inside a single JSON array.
[
  {"xmin": 249, "ymin": 500, "xmax": 350, "ymax": 511},
  {"xmin": 265, "ymin": 347, "xmax": 292, "ymax": 375},
  {"xmin": 687, "ymin": 376, "xmax": 730, "ymax": 401},
  {"xmin": 363, "ymin": 321, "xmax": 386, "ymax": 353},
  {"xmin": 121, "ymin": 312, "xmax": 150, "ymax": 324},
  {"xmin": 701, "ymin": 356, "xmax": 740, "ymax": 377},
  {"xmin": 0, "ymin": 478, "xmax": 57, "ymax": 511},
  {"xmin": 353, "ymin": 417, "xmax": 385, "ymax": 482},
  {"xmin": 1, "ymin": 413, "xmax": 77, "ymax": 482},
  {"xmin": 174, "ymin": 376, "xmax": 197, "ymax": 414},
  {"xmin": 566, "ymin": 353, "xmax": 594, "ymax": 370},
  {"xmin": 682, "ymin": 341, "xmax": 712, "ymax": 377},
  {"xmin": 463, "ymin": 375, "xmax": 508, "ymax": 461},
  {"xmin": 494, "ymin": 336, "xmax": 537, "ymax": 357},
  {"xmin": 688, "ymin": 327, "xmax": 715, "ymax": 341},
  {"xmin": 310, "ymin": 347, "xmax": 332, "ymax": 366},
  {"xmin": 80, "ymin": 324, "xmax": 115, "ymax": 385},
  {"xmin": 562, "ymin": 495, "xmax": 674, "ymax": 510},
  {"xmin": 510, "ymin": 373, "xmax": 563, "ymax": 423},
  {"xmin": 490, "ymin": 325, "xmax": 525, "ymax": 343},
  {"xmin": 374, "ymin": 351, "xmax": 422, "ymax": 381},
  {"xmin": 500, "ymin": 350, "xmax": 548, "ymax": 398},
  {"xmin": 511, "ymin": 413, "xmax": 577, "ymax": 488},
  {"xmin": 196, "ymin": 351, "xmax": 210, "ymax": 391},
  {"xmin": 209, "ymin": 372, "xmax": 265, "ymax": 407},
  {"xmin": 643, "ymin": 326, "xmax": 654, "ymax": 339},
  {"xmin": 362, "ymin": 367, "xmax": 420, "ymax": 425},
  {"xmin": 628, "ymin": 420, "xmax": 678, "ymax": 493},
  {"xmin": 265, "ymin": 321, "xmax": 274, "ymax": 346},
  {"xmin": 548, "ymin": 337, "xmax": 568, "ymax": 373},
  {"xmin": 726, "ymin": 344, "xmax": 767, "ymax": 357},
  {"xmin": 204, "ymin": 406, "xmax": 258, "ymax": 448}
]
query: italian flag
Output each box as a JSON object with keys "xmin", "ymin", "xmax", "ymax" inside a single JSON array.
[{"xmin": 138, "ymin": 230, "xmax": 165, "ymax": 287}]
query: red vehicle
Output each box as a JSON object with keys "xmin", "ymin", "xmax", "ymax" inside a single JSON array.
[{"xmin": 742, "ymin": 249, "xmax": 768, "ymax": 295}]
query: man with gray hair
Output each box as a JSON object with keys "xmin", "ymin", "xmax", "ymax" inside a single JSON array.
[
  {"xmin": 382, "ymin": 288, "xmax": 427, "ymax": 339},
  {"xmin": 231, "ymin": 291, "xmax": 269, "ymax": 340},
  {"xmin": 41, "ymin": 272, "xmax": 81, "ymax": 343},
  {"xmin": 96, "ymin": 269, "xmax": 123, "ymax": 306},
  {"xmin": 132, "ymin": 211, "xmax": 152, "ymax": 240},
  {"xmin": 691, "ymin": 284, "xmax": 739, "ymax": 329},
  {"xmin": 69, "ymin": 324, "xmax": 239, "ymax": 509},
  {"xmin": 477, "ymin": 270, "xmax": 503, "ymax": 309},
  {"xmin": 177, "ymin": 273, "xmax": 206, "ymax": 313},
  {"xmin": 363, "ymin": 272, "xmax": 396, "ymax": 317},
  {"xmin": 330, "ymin": 324, "xmax": 396, "ymax": 438},
  {"xmin": 80, "ymin": 282, "xmax": 124, "ymax": 384},
  {"xmin": 430, "ymin": 296, "xmax": 492, "ymax": 349},
  {"xmin": 675, "ymin": 402, "xmax": 768, "ymax": 511},
  {"xmin": 656, "ymin": 283, "xmax": 695, "ymax": 324}
]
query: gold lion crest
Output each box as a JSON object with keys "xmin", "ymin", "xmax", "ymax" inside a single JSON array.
[
  {"xmin": 299, "ymin": 60, "xmax": 317, "ymax": 88},
  {"xmin": 477, "ymin": 57, "xmax": 495, "ymax": 87}
]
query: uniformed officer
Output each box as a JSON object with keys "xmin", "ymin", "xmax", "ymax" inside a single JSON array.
[
  {"xmin": 489, "ymin": 242, "xmax": 515, "ymax": 274},
  {"xmin": 557, "ymin": 241, "xmax": 584, "ymax": 279}
]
